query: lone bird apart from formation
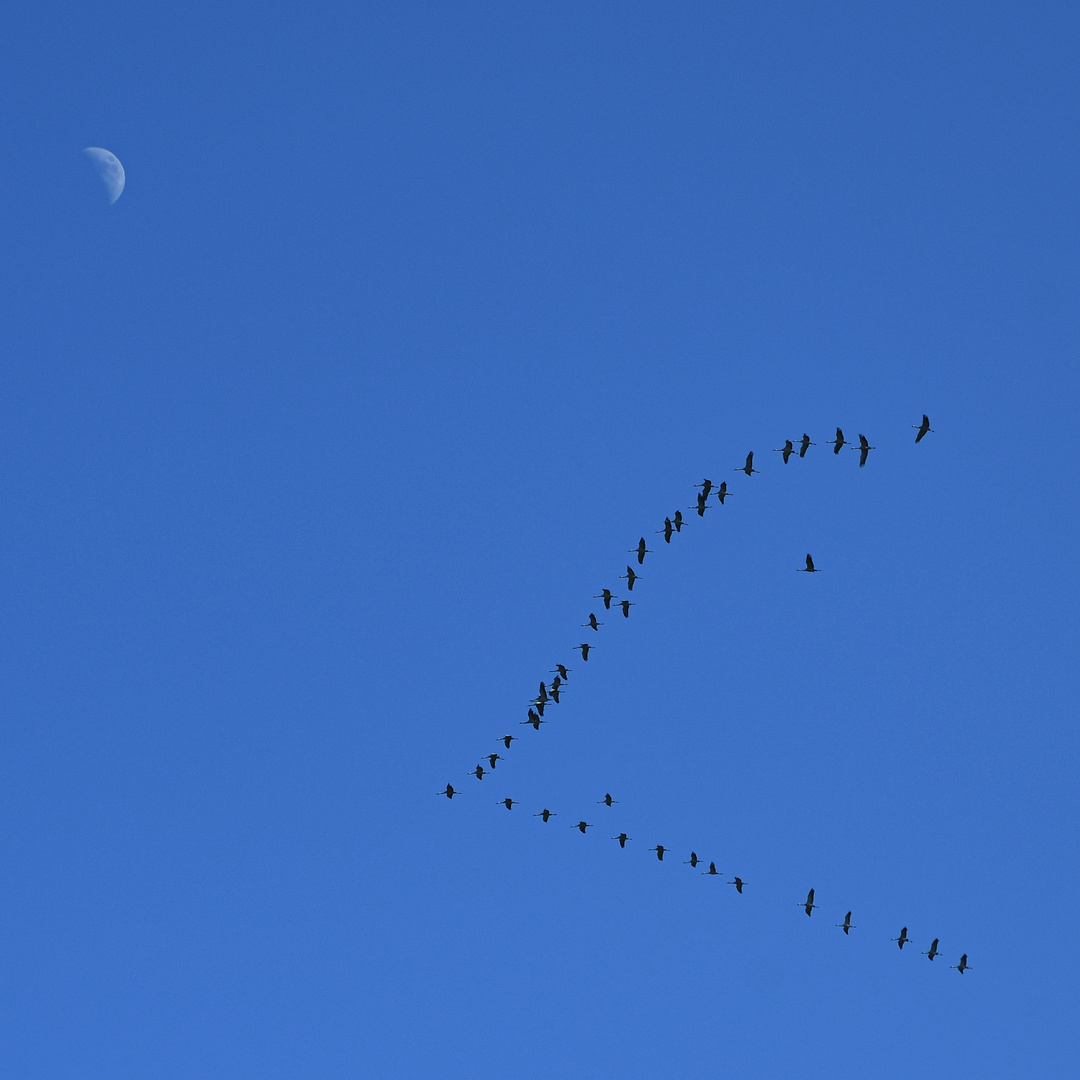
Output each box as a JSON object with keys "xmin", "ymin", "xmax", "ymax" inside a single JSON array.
[
  {"xmin": 892, "ymin": 928, "xmax": 910, "ymax": 949},
  {"xmin": 913, "ymin": 414, "xmax": 934, "ymax": 443},
  {"xmin": 736, "ymin": 451, "xmax": 759, "ymax": 476},
  {"xmin": 831, "ymin": 428, "xmax": 850, "ymax": 454},
  {"xmin": 684, "ymin": 852, "xmax": 700, "ymax": 868},
  {"xmin": 583, "ymin": 613, "xmax": 602, "ymax": 631},
  {"xmin": 923, "ymin": 938, "xmax": 940, "ymax": 961},
  {"xmin": 650, "ymin": 845, "xmax": 667, "ymax": 861},
  {"xmin": 854, "ymin": 433, "xmax": 875, "ymax": 467},
  {"xmin": 715, "ymin": 481, "xmax": 730, "ymax": 504},
  {"xmin": 534, "ymin": 808, "xmax": 555, "ymax": 822},
  {"xmin": 498, "ymin": 797, "xmax": 517, "ymax": 810},
  {"xmin": 551, "ymin": 665, "xmax": 570, "ymax": 681},
  {"xmin": 696, "ymin": 478, "xmax": 714, "ymax": 500},
  {"xmin": 620, "ymin": 566, "xmax": 640, "ymax": 590},
  {"xmin": 797, "ymin": 553, "xmax": 820, "ymax": 573},
  {"xmin": 798, "ymin": 433, "xmax": 815, "ymax": 457},
  {"xmin": 500, "ymin": 734, "xmax": 516, "ymax": 749},
  {"xmin": 486, "ymin": 753, "xmax": 502, "ymax": 769},
  {"xmin": 438, "ymin": 784, "xmax": 457, "ymax": 799},
  {"xmin": 837, "ymin": 911, "xmax": 855, "ymax": 935},
  {"xmin": 599, "ymin": 793, "xmax": 618, "ymax": 807},
  {"xmin": 573, "ymin": 821, "xmax": 593, "ymax": 834},
  {"xmin": 774, "ymin": 439, "xmax": 795, "ymax": 463},
  {"xmin": 575, "ymin": 642, "xmax": 592, "ymax": 661},
  {"xmin": 951, "ymin": 954, "xmax": 970, "ymax": 974},
  {"xmin": 613, "ymin": 832, "xmax": 631, "ymax": 847},
  {"xmin": 594, "ymin": 589, "xmax": 615, "ymax": 609},
  {"xmin": 703, "ymin": 862, "xmax": 720, "ymax": 876},
  {"xmin": 728, "ymin": 877, "xmax": 746, "ymax": 893},
  {"xmin": 801, "ymin": 889, "xmax": 818, "ymax": 916},
  {"xmin": 630, "ymin": 537, "xmax": 653, "ymax": 564},
  {"xmin": 619, "ymin": 599, "xmax": 634, "ymax": 618}
]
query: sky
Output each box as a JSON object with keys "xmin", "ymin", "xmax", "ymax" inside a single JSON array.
[{"xmin": 2, "ymin": 2, "xmax": 1079, "ymax": 1077}]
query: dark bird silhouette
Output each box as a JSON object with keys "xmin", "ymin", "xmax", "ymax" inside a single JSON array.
[
  {"xmin": 594, "ymin": 589, "xmax": 615, "ymax": 610},
  {"xmin": 854, "ymin": 433, "xmax": 875, "ymax": 467},
  {"xmin": 613, "ymin": 832, "xmax": 631, "ymax": 848},
  {"xmin": 798, "ymin": 433, "xmax": 815, "ymax": 457},
  {"xmin": 923, "ymin": 938, "xmax": 940, "ymax": 961},
  {"xmin": 692, "ymin": 491, "xmax": 709, "ymax": 517},
  {"xmin": 650, "ymin": 845, "xmax": 666, "ymax": 861},
  {"xmin": 471, "ymin": 764, "xmax": 487, "ymax": 780},
  {"xmin": 673, "ymin": 510, "xmax": 686, "ymax": 532},
  {"xmin": 573, "ymin": 821, "xmax": 594, "ymax": 834},
  {"xmin": 619, "ymin": 599, "xmax": 634, "ymax": 618},
  {"xmin": 575, "ymin": 642, "xmax": 592, "ymax": 661},
  {"xmin": 438, "ymin": 784, "xmax": 458, "ymax": 799},
  {"xmin": 892, "ymin": 928, "xmax": 910, "ymax": 949},
  {"xmin": 797, "ymin": 553, "xmax": 820, "ymax": 573},
  {"xmin": 774, "ymin": 439, "xmax": 795, "ymax": 463},
  {"xmin": 549, "ymin": 684, "xmax": 561, "ymax": 704},
  {"xmin": 736, "ymin": 451, "xmax": 759, "ymax": 476},
  {"xmin": 598, "ymin": 793, "xmax": 618, "ymax": 807},
  {"xmin": 531, "ymin": 699, "xmax": 546, "ymax": 717},
  {"xmin": 659, "ymin": 518, "xmax": 674, "ymax": 543},
  {"xmin": 696, "ymin": 478, "xmax": 714, "ymax": 500},
  {"xmin": 630, "ymin": 537, "xmax": 653, "ymax": 564},
  {"xmin": 684, "ymin": 852, "xmax": 700, "ymax": 868},
  {"xmin": 837, "ymin": 911, "xmax": 855, "ymax": 935},
  {"xmin": 951, "ymin": 954, "xmax": 970, "ymax": 974},
  {"xmin": 536, "ymin": 681, "xmax": 548, "ymax": 703},
  {"xmin": 486, "ymin": 753, "xmax": 503, "ymax": 769},
  {"xmin": 715, "ymin": 481, "xmax": 730, "ymax": 504},
  {"xmin": 801, "ymin": 888, "xmax": 818, "ymax": 916},
  {"xmin": 728, "ymin": 877, "xmax": 746, "ymax": 893},
  {"xmin": 534, "ymin": 808, "xmax": 555, "ymax": 822},
  {"xmin": 831, "ymin": 428, "xmax": 849, "ymax": 454},
  {"xmin": 500, "ymin": 734, "xmax": 516, "ymax": 749},
  {"xmin": 913, "ymin": 414, "xmax": 934, "ymax": 443},
  {"xmin": 620, "ymin": 566, "xmax": 640, "ymax": 590},
  {"xmin": 583, "ymin": 613, "xmax": 602, "ymax": 631},
  {"xmin": 498, "ymin": 797, "xmax": 517, "ymax": 810},
  {"xmin": 703, "ymin": 862, "xmax": 720, "ymax": 876},
  {"xmin": 521, "ymin": 709, "xmax": 546, "ymax": 730},
  {"xmin": 551, "ymin": 665, "xmax": 570, "ymax": 680}
]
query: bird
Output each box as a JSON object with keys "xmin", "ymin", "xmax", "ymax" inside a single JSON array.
[
  {"xmin": 831, "ymin": 428, "xmax": 849, "ymax": 454},
  {"xmin": 923, "ymin": 938, "xmax": 940, "ymax": 961},
  {"xmin": 672, "ymin": 510, "xmax": 686, "ymax": 532},
  {"xmin": 696, "ymin": 478, "xmax": 714, "ymax": 500},
  {"xmin": 774, "ymin": 439, "xmax": 795, "ymax": 463},
  {"xmin": 797, "ymin": 553, "xmax": 820, "ymax": 573},
  {"xmin": 594, "ymin": 589, "xmax": 615, "ymax": 609},
  {"xmin": 798, "ymin": 433, "xmax": 815, "ymax": 457},
  {"xmin": 575, "ymin": 642, "xmax": 592, "ymax": 661},
  {"xmin": 692, "ymin": 491, "xmax": 709, "ymax": 517},
  {"xmin": 438, "ymin": 784, "xmax": 458, "ymax": 799},
  {"xmin": 684, "ymin": 852, "xmax": 700, "ymax": 868},
  {"xmin": 658, "ymin": 518, "xmax": 674, "ymax": 543},
  {"xmin": 801, "ymin": 888, "xmax": 818, "ymax": 916},
  {"xmin": 727, "ymin": 877, "xmax": 746, "ymax": 893},
  {"xmin": 836, "ymin": 911, "xmax": 855, "ymax": 935},
  {"xmin": 531, "ymin": 699, "xmax": 546, "ymax": 716},
  {"xmin": 650, "ymin": 845, "xmax": 666, "ymax": 861},
  {"xmin": 951, "ymin": 954, "xmax": 970, "ymax": 974},
  {"xmin": 854, "ymin": 433, "xmax": 875, "ymax": 467},
  {"xmin": 715, "ymin": 481, "xmax": 730, "ymax": 504},
  {"xmin": 521, "ymin": 709, "xmax": 546, "ymax": 730},
  {"xmin": 549, "ymin": 684, "xmax": 562, "ymax": 704},
  {"xmin": 619, "ymin": 599, "xmax": 634, "ymax": 618},
  {"xmin": 534, "ymin": 808, "xmax": 555, "ymax": 822},
  {"xmin": 598, "ymin": 793, "xmax": 618, "ymax": 807},
  {"xmin": 913, "ymin": 414, "xmax": 934, "ymax": 443},
  {"xmin": 620, "ymin": 566, "xmax": 640, "ymax": 590},
  {"xmin": 500, "ymin": 734, "xmax": 516, "ymax": 749},
  {"xmin": 630, "ymin": 537, "xmax": 652, "ymax": 564},
  {"xmin": 498, "ymin": 797, "xmax": 517, "ymax": 810},
  {"xmin": 702, "ymin": 862, "xmax": 721, "ymax": 876},
  {"xmin": 536, "ymin": 681, "xmax": 548, "ymax": 703},
  {"xmin": 583, "ymin": 613, "xmax": 602, "ymax": 631},
  {"xmin": 612, "ymin": 833, "xmax": 631, "ymax": 848},
  {"xmin": 470, "ymin": 764, "xmax": 486, "ymax": 780},
  {"xmin": 551, "ymin": 665, "xmax": 570, "ymax": 680},
  {"xmin": 486, "ymin": 753, "xmax": 503, "ymax": 769},
  {"xmin": 573, "ymin": 821, "xmax": 594, "ymax": 834},
  {"xmin": 892, "ymin": 928, "xmax": 910, "ymax": 949},
  {"xmin": 736, "ymin": 451, "xmax": 759, "ymax": 476}
]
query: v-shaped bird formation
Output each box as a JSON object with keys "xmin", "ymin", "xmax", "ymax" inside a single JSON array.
[{"xmin": 440, "ymin": 415, "xmax": 971, "ymax": 974}]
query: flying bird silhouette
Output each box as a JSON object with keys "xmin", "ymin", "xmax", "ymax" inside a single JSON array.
[
  {"xmin": 736, "ymin": 451, "xmax": 759, "ymax": 476},
  {"xmin": 951, "ymin": 954, "xmax": 970, "ymax": 974},
  {"xmin": 498, "ymin": 797, "xmax": 517, "ymax": 810},
  {"xmin": 801, "ymin": 888, "xmax": 818, "ymax": 916},
  {"xmin": 583, "ymin": 613, "xmax": 602, "ymax": 631},
  {"xmin": 438, "ymin": 784, "xmax": 458, "ymax": 799},
  {"xmin": 798, "ymin": 433, "xmax": 815, "ymax": 457},
  {"xmin": 913, "ymin": 414, "xmax": 934, "ymax": 443},
  {"xmin": 598, "ymin": 793, "xmax": 618, "ymax": 807},
  {"xmin": 650, "ymin": 845, "xmax": 666, "ymax": 861},
  {"xmin": 551, "ymin": 665, "xmax": 570, "ymax": 680},
  {"xmin": 575, "ymin": 642, "xmax": 592, "ymax": 661},
  {"xmin": 837, "ymin": 911, "xmax": 855, "ymax": 935},
  {"xmin": 630, "ymin": 538, "xmax": 653, "ymax": 564},
  {"xmin": 774, "ymin": 439, "xmax": 795, "ymax": 463},
  {"xmin": 854, "ymin": 434, "xmax": 875, "ymax": 467},
  {"xmin": 797, "ymin": 553, "xmax": 820, "ymax": 573},
  {"xmin": 658, "ymin": 518, "xmax": 674, "ymax": 543},
  {"xmin": 500, "ymin": 734, "xmax": 516, "ymax": 749},
  {"xmin": 534, "ymin": 808, "xmax": 555, "ymax": 822},
  {"xmin": 692, "ymin": 491, "xmax": 709, "ymax": 517},
  {"xmin": 696, "ymin": 478, "xmax": 714, "ymax": 500},
  {"xmin": 486, "ymin": 753, "xmax": 502, "ymax": 769},
  {"xmin": 923, "ymin": 939, "xmax": 941, "ymax": 961},
  {"xmin": 703, "ymin": 862, "xmax": 720, "ymax": 876},
  {"xmin": 619, "ymin": 599, "xmax": 634, "ymax": 618},
  {"xmin": 620, "ymin": 566, "xmax": 640, "ymax": 591},
  {"xmin": 684, "ymin": 852, "xmax": 700, "ymax": 868},
  {"xmin": 470, "ymin": 765, "xmax": 486, "ymax": 780},
  {"xmin": 831, "ymin": 428, "xmax": 849, "ymax": 454},
  {"xmin": 672, "ymin": 510, "xmax": 686, "ymax": 532},
  {"xmin": 594, "ymin": 589, "xmax": 615, "ymax": 609},
  {"xmin": 521, "ymin": 709, "xmax": 546, "ymax": 730},
  {"xmin": 612, "ymin": 833, "xmax": 631, "ymax": 848},
  {"xmin": 892, "ymin": 928, "xmax": 910, "ymax": 949},
  {"xmin": 727, "ymin": 877, "xmax": 746, "ymax": 893},
  {"xmin": 715, "ymin": 481, "xmax": 730, "ymax": 504},
  {"xmin": 573, "ymin": 821, "xmax": 594, "ymax": 834}
]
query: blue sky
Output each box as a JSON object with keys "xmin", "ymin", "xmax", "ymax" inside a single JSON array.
[{"xmin": 2, "ymin": 2, "xmax": 1079, "ymax": 1076}]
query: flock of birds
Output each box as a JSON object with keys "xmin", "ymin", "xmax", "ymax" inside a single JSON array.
[{"xmin": 440, "ymin": 415, "xmax": 971, "ymax": 976}]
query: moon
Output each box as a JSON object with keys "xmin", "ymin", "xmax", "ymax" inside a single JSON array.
[{"xmin": 83, "ymin": 147, "xmax": 125, "ymax": 204}]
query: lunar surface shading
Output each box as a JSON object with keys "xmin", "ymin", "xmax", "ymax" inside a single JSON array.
[{"xmin": 83, "ymin": 147, "xmax": 125, "ymax": 204}]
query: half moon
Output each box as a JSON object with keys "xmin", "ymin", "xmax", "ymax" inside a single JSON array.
[{"xmin": 83, "ymin": 147, "xmax": 125, "ymax": 204}]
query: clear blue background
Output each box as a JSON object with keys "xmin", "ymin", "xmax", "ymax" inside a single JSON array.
[{"xmin": 2, "ymin": 2, "xmax": 1078, "ymax": 1076}]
